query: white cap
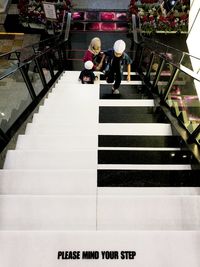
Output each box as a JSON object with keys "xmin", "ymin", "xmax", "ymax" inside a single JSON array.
[
  {"xmin": 113, "ymin": 40, "xmax": 126, "ymax": 54},
  {"xmin": 84, "ymin": 60, "xmax": 93, "ymax": 70}
]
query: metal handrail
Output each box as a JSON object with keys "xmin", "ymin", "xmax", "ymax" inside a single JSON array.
[{"xmin": 135, "ymin": 40, "xmax": 200, "ymax": 158}]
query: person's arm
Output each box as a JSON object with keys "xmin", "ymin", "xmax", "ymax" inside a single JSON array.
[
  {"xmin": 96, "ymin": 53, "xmax": 106, "ymax": 71},
  {"xmin": 127, "ymin": 64, "xmax": 131, "ymax": 82},
  {"xmin": 124, "ymin": 53, "xmax": 132, "ymax": 82}
]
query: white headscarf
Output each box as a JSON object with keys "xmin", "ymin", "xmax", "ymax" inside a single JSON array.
[{"xmin": 88, "ymin": 37, "xmax": 101, "ymax": 55}]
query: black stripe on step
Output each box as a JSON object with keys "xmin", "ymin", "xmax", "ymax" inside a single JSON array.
[
  {"xmin": 99, "ymin": 107, "xmax": 161, "ymax": 123},
  {"xmin": 97, "ymin": 169, "xmax": 200, "ymax": 187},
  {"xmin": 100, "ymin": 74, "xmax": 141, "ymax": 80},
  {"xmin": 100, "ymin": 84, "xmax": 151, "ymax": 99},
  {"xmin": 98, "ymin": 135, "xmax": 181, "ymax": 148},
  {"xmin": 98, "ymin": 150, "xmax": 192, "ymax": 164}
]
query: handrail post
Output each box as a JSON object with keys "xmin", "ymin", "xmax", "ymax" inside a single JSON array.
[
  {"xmin": 163, "ymin": 68, "xmax": 179, "ymax": 101},
  {"xmin": 132, "ymin": 14, "xmax": 140, "ymax": 44},
  {"xmin": 20, "ymin": 65, "xmax": 37, "ymax": 100},
  {"xmin": 34, "ymin": 57, "xmax": 47, "ymax": 87},
  {"xmin": 64, "ymin": 12, "xmax": 71, "ymax": 41},
  {"xmin": 152, "ymin": 58, "xmax": 165, "ymax": 89}
]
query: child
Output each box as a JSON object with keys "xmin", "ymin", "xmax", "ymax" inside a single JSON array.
[
  {"xmin": 79, "ymin": 60, "xmax": 97, "ymax": 84},
  {"xmin": 83, "ymin": 37, "xmax": 105, "ymax": 71},
  {"xmin": 104, "ymin": 39, "xmax": 132, "ymax": 94}
]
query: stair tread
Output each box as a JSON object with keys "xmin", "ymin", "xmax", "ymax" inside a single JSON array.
[
  {"xmin": 0, "ymin": 195, "xmax": 199, "ymax": 230},
  {"xmin": 98, "ymin": 150, "xmax": 192, "ymax": 164},
  {"xmin": 3, "ymin": 150, "xmax": 97, "ymax": 169},
  {"xmin": 16, "ymin": 134, "xmax": 98, "ymax": 150},
  {"xmin": 100, "ymin": 84, "xmax": 152, "ymax": 99},
  {"xmin": 0, "ymin": 169, "xmax": 97, "ymax": 194},
  {"xmin": 98, "ymin": 187, "xmax": 200, "ymax": 195},
  {"xmin": 98, "ymin": 135, "xmax": 181, "ymax": 147},
  {"xmin": 99, "ymin": 99, "xmax": 155, "ymax": 106},
  {"xmin": 0, "ymin": 195, "xmax": 96, "ymax": 230},
  {"xmin": 25, "ymin": 122, "xmax": 172, "ymax": 135},
  {"xmin": 98, "ymin": 169, "xmax": 199, "ymax": 186},
  {"xmin": 32, "ymin": 112, "xmax": 98, "ymax": 122},
  {"xmin": 97, "ymin": 195, "xmax": 200, "ymax": 230},
  {"xmin": 99, "ymin": 107, "xmax": 163, "ymax": 123}
]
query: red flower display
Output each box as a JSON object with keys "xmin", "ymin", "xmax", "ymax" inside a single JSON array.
[
  {"xmin": 128, "ymin": 0, "xmax": 189, "ymax": 33},
  {"xmin": 18, "ymin": 0, "xmax": 72, "ymax": 27}
]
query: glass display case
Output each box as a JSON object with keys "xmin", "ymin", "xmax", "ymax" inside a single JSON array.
[{"xmin": 71, "ymin": 10, "xmax": 128, "ymax": 32}]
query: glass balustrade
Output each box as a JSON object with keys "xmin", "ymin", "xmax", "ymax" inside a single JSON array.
[
  {"xmin": 0, "ymin": 68, "xmax": 32, "ymax": 132},
  {"xmin": 166, "ymin": 69, "xmax": 200, "ymax": 145},
  {"xmin": 136, "ymin": 40, "xmax": 200, "ymax": 148},
  {"xmin": 0, "ymin": 35, "xmax": 66, "ymax": 150}
]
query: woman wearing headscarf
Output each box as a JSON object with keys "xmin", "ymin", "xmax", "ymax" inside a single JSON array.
[{"xmin": 83, "ymin": 37, "xmax": 105, "ymax": 71}]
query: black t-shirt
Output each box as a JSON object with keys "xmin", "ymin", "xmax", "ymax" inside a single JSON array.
[
  {"xmin": 111, "ymin": 55, "xmax": 122, "ymax": 73},
  {"xmin": 79, "ymin": 69, "xmax": 95, "ymax": 84}
]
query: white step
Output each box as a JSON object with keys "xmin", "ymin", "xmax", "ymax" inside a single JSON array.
[
  {"xmin": 16, "ymin": 135, "xmax": 98, "ymax": 150},
  {"xmin": 42, "ymin": 98, "xmax": 98, "ymax": 109},
  {"xmin": 37, "ymin": 104, "xmax": 98, "ymax": 116},
  {"xmin": 0, "ymin": 231, "xmax": 200, "ymax": 267},
  {"xmin": 32, "ymin": 113, "xmax": 98, "ymax": 124},
  {"xmin": 3, "ymin": 150, "xmax": 97, "ymax": 169},
  {"xmin": 56, "ymin": 71, "xmax": 100, "ymax": 84},
  {"xmin": 53, "ymin": 77, "xmax": 100, "ymax": 86},
  {"xmin": 98, "ymin": 187, "xmax": 200, "ymax": 195},
  {"xmin": 45, "ymin": 93, "xmax": 98, "ymax": 104},
  {"xmin": 49, "ymin": 83, "xmax": 99, "ymax": 95},
  {"xmin": 98, "ymin": 164, "xmax": 191, "ymax": 170},
  {"xmin": 25, "ymin": 122, "xmax": 172, "ymax": 136},
  {"xmin": 0, "ymin": 169, "xmax": 96, "ymax": 195},
  {"xmin": 98, "ymin": 123, "xmax": 173, "ymax": 136},
  {"xmin": 25, "ymin": 123, "xmax": 98, "ymax": 135},
  {"xmin": 52, "ymin": 81, "xmax": 99, "ymax": 89},
  {"xmin": 97, "ymin": 195, "xmax": 200, "ymax": 230},
  {"xmin": 100, "ymin": 80, "xmax": 143, "ymax": 85},
  {"xmin": 0, "ymin": 195, "xmax": 96, "ymax": 230},
  {"xmin": 99, "ymin": 99, "xmax": 155, "ymax": 106},
  {"xmin": 57, "ymin": 70, "xmax": 84, "ymax": 82}
]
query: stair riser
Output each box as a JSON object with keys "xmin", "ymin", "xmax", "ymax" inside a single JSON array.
[
  {"xmin": 0, "ymin": 170, "xmax": 97, "ymax": 195},
  {"xmin": 0, "ymin": 196, "xmax": 96, "ymax": 230},
  {"xmin": 0, "ymin": 231, "xmax": 199, "ymax": 267},
  {"xmin": 3, "ymin": 150, "xmax": 97, "ymax": 169},
  {"xmin": 16, "ymin": 135, "xmax": 98, "ymax": 150},
  {"xmin": 0, "ymin": 196, "xmax": 199, "ymax": 230}
]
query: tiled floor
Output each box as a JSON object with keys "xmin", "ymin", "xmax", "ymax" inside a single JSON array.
[{"xmin": 0, "ymin": 3, "xmax": 41, "ymax": 52}]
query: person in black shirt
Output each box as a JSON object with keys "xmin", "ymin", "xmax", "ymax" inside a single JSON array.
[
  {"xmin": 104, "ymin": 40, "xmax": 132, "ymax": 94},
  {"xmin": 79, "ymin": 60, "xmax": 97, "ymax": 84}
]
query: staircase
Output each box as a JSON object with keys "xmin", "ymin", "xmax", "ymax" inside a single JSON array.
[{"xmin": 0, "ymin": 69, "xmax": 200, "ymax": 266}]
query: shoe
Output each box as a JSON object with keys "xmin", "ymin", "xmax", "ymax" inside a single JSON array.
[{"xmin": 113, "ymin": 89, "xmax": 120, "ymax": 94}]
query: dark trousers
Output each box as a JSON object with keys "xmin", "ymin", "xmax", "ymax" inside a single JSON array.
[{"xmin": 106, "ymin": 69, "xmax": 122, "ymax": 90}]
